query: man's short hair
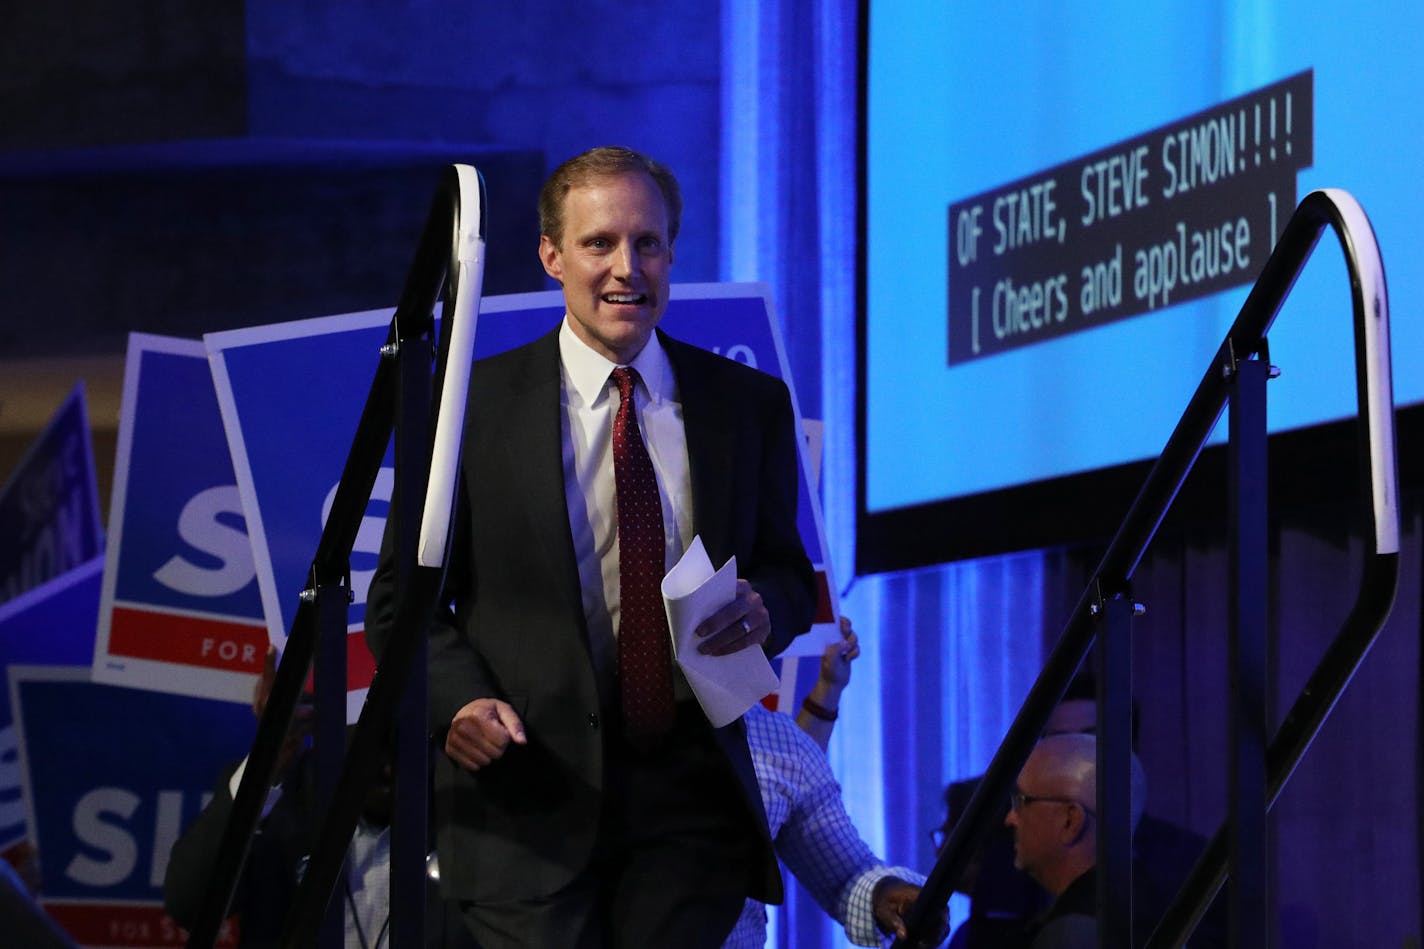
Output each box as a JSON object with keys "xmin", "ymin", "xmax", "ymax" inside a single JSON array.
[
  {"xmin": 538, "ymin": 146, "xmax": 683, "ymax": 249},
  {"xmin": 1035, "ymin": 733, "xmax": 1148, "ymax": 834}
]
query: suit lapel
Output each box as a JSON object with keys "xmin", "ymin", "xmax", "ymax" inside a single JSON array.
[
  {"xmin": 494, "ymin": 331, "xmax": 583, "ymax": 611},
  {"xmin": 664, "ymin": 334, "xmax": 736, "ymax": 565}
]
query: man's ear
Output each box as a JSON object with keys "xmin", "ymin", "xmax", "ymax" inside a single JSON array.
[
  {"xmin": 539, "ymin": 235, "xmax": 563, "ymax": 284},
  {"xmin": 1062, "ymin": 803, "xmax": 1090, "ymax": 845}
]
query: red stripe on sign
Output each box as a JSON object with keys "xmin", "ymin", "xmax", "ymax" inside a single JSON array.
[
  {"xmin": 349, "ymin": 629, "xmax": 376, "ymax": 689},
  {"xmin": 109, "ymin": 606, "xmax": 268, "ymax": 674},
  {"xmin": 2, "ymin": 837, "xmax": 32, "ymax": 862},
  {"xmin": 302, "ymin": 630, "xmax": 378, "ymax": 692},
  {"xmin": 814, "ymin": 570, "xmax": 835, "ymax": 624},
  {"xmin": 43, "ymin": 901, "xmax": 238, "ymax": 947}
]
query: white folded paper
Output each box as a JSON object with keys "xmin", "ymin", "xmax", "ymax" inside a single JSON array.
[{"xmin": 661, "ymin": 536, "xmax": 780, "ymax": 727}]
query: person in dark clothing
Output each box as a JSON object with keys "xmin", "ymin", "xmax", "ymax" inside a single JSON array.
[
  {"xmin": 1004, "ymin": 733, "xmax": 1143, "ymax": 949},
  {"xmin": 162, "ymin": 649, "xmax": 476, "ymax": 949},
  {"xmin": 939, "ymin": 675, "xmax": 1222, "ymax": 949}
]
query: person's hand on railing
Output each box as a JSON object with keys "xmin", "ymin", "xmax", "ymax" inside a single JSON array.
[{"xmin": 875, "ymin": 876, "xmax": 949, "ymax": 946}]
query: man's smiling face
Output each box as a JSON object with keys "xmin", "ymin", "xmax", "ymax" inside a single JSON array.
[{"xmin": 539, "ymin": 170, "xmax": 674, "ymax": 365}]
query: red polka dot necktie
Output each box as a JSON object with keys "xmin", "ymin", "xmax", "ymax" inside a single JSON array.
[{"xmin": 611, "ymin": 367, "xmax": 676, "ymax": 743}]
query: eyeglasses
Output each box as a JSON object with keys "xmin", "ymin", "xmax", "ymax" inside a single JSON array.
[
  {"xmin": 1009, "ymin": 789, "xmax": 1093, "ymax": 815},
  {"xmin": 929, "ymin": 789, "xmax": 1094, "ymax": 851}
]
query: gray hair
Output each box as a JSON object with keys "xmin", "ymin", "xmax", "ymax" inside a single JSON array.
[{"xmin": 1033, "ymin": 732, "xmax": 1147, "ymax": 832}]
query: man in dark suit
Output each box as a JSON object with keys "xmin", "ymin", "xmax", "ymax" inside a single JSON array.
[
  {"xmin": 367, "ymin": 146, "xmax": 816, "ymax": 948},
  {"xmin": 164, "ymin": 745, "xmax": 477, "ymax": 949},
  {"xmin": 163, "ymin": 650, "xmax": 476, "ymax": 949}
]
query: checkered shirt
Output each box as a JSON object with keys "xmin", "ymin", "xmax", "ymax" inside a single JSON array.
[{"xmin": 722, "ymin": 704, "xmax": 924, "ymax": 947}]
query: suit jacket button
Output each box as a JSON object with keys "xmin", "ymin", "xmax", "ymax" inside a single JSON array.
[{"xmin": 587, "ymin": 713, "xmax": 600, "ymax": 729}]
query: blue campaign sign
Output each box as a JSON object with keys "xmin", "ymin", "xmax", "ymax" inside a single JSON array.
[
  {"xmin": 0, "ymin": 383, "xmax": 104, "ymax": 606},
  {"xmin": 208, "ymin": 309, "xmax": 396, "ymax": 647},
  {"xmin": 206, "ymin": 285, "xmax": 838, "ymax": 699},
  {"xmin": 10, "ymin": 666, "xmax": 254, "ymax": 944},
  {"xmin": 93, "ymin": 335, "xmax": 268, "ymax": 705},
  {"xmin": 208, "ymin": 309, "xmax": 397, "ymax": 720},
  {"xmin": 0, "ymin": 557, "xmax": 102, "ymax": 856}
]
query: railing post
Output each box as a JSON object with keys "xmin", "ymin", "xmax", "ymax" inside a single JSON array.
[
  {"xmin": 1096, "ymin": 592, "xmax": 1134, "ymax": 948},
  {"xmin": 180, "ymin": 165, "xmax": 480, "ymax": 949},
  {"xmin": 389, "ymin": 335, "xmax": 432, "ymax": 948},
  {"xmin": 1227, "ymin": 354, "xmax": 1270, "ymax": 948},
  {"xmin": 312, "ymin": 581, "xmax": 351, "ymax": 949}
]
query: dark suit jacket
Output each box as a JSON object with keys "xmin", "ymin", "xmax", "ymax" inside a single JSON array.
[
  {"xmin": 164, "ymin": 761, "xmax": 311, "ymax": 947},
  {"xmin": 163, "ymin": 757, "xmax": 477, "ymax": 949},
  {"xmin": 367, "ymin": 326, "xmax": 817, "ymax": 905}
]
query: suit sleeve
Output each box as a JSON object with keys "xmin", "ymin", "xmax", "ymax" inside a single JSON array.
[
  {"xmin": 753, "ymin": 376, "xmax": 817, "ymax": 657},
  {"xmin": 366, "ymin": 467, "xmax": 500, "ymax": 739},
  {"xmin": 162, "ymin": 765, "xmax": 243, "ymax": 929}
]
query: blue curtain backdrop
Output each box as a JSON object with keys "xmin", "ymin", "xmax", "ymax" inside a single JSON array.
[
  {"xmin": 722, "ymin": 1, "xmax": 1054, "ymax": 944},
  {"xmin": 720, "ymin": 1, "xmax": 1420, "ymax": 946}
]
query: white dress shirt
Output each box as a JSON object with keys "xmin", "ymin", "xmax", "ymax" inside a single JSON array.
[{"xmin": 558, "ymin": 319, "xmax": 693, "ymax": 700}]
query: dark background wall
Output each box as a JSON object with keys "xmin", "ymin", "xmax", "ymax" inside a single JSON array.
[
  {"xmin": 0, "ymin": 1, "xmax": 248, "ymax": 150},
  {"xmin": 0, "ymin": 0, "xmax": 723, "ymax": 505}
]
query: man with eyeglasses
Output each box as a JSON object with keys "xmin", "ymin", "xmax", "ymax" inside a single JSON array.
[
  {"xmin": 1003, "ymin": 733, "xmax": 1145, "ymax": 949},
  {"xmin": 936, "ymin": 672, "xmax": 1226, "ymax": 949}
]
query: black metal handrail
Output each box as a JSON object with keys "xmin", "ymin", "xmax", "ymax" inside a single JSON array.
[
  {"xmin": 896, "ymin": 188, "xmax": 1396, "ymax": 949},
  {"xmin": 184, "ymin": 164, "xmax": 485, "ymax": 949}
]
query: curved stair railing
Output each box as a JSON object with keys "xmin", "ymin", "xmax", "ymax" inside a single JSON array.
[
  {"xmin": 896, "ymin": 188, "xmax": 1396, "ymax": 949},
  {"xmin": 184, "ymin": 164, "xmax": 486, "ymax": 949}
]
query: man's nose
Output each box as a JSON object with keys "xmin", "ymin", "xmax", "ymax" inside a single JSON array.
[{"xmin": 611, "ymin": 241, "xmax": 635, "ymax": 278}]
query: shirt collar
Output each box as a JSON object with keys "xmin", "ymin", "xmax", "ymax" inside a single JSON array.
[{"xmin": 558, "ymin": 317, "xmax": 674, "ymax": 407}]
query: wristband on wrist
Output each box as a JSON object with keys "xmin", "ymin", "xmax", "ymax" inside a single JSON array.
[{"xmin": 801, "ymin": 696, "xmax": 839, "ymax": 722}]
